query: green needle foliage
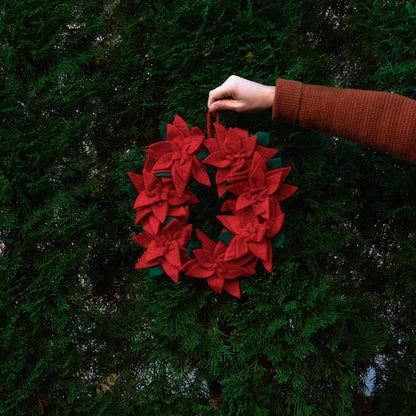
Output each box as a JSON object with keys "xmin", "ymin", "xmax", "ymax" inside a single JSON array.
[{"xmin": 1, "ymin": 1, "xmax": 415, "ymax": 415}]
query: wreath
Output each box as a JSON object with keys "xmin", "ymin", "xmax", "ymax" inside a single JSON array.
[{"xmin": 127, "ymin": 113, "xmax": 297, "ymax": 298}]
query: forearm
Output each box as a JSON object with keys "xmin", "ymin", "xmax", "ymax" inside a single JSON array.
[{"xmin": 273, "ymin": 79, "xmax": 416, "ymax": 164}]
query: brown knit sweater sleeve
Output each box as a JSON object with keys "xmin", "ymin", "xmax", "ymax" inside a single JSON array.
[{"xmin": 272, "ymin": 78, "xmax": 416, "ymax": 164}]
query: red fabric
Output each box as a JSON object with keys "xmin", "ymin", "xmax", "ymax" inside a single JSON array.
[
  {"xmin": 203, "ymin": 121, "xmax": 277, "ymax": 197},
  {"xmin": 146, "ymin": 115, "xmax": 211, "ymax": 196},
  {"xmin": 226, "ymin": 152, "xmax": 295, "ymax": 219},
  {"xmin": 127, "ymin": 171, "xmax": 197, "ymax": 234},
  {"xmin": 130, "ymin": 114, "xmax": 297, "ymax": 297},
  {"xmin": 181, "ymin": 230, "xmax": 256, "ymax": 298},
  {"xmin": 134, "ymin": 219, "xmax": 192, "ymax": 283},
  {"xmin": 273, "ymin": 79, "xmax": 416, "ymax": 164},
  {"xmin": 217, "ymin": 209, "xmax": 284, "ymax": 273}
]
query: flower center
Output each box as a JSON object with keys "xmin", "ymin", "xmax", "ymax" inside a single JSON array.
[
  {"xmin": 241, "ymin": 222, "xmax": 268, "ymax": 242},
  {"xmin": 249, "ymin": 188, "xmax": 267, "ymax": 201}
]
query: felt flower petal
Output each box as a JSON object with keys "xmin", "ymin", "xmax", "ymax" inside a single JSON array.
[
  {"xmin": 176, "ymin": 224, "xmax": 192, "ymax": 246},
  {"xmin": 261, "ymin": 243, "xmax": 273, "ymax": 273},
  {"xmin": 180, "ymin": 258, "xmax": 195, "ymax": 274},
  {"xmin": 277, "ymin": 166, "xmax": 293, "ymax": 183},
  {"xmin": 219, "ymin": 264, "xmax": 247, "ymax": 280},
  {"xmin": 247, "ymin": 240, "xmax": 269, "ymax": 261},
  {"xmin": 128, "ymin": 171, "xmax": 144, "ymax": 192},
  {"xmin": 152, "ymin": 154, "xmax": 175, "ymax": 171},
  {"xmin": 145, "ymin": 243, "xmax": 168, "ymax": 263},
  {"xmin": 186, "ymin": 262, "xmax": 216, "ymax": 278},
  {"xmin": 267, "ymin": 213, "xmax": 285, "ymax": 237},
  {"xmin": 221, "ymin": 198, "xmax": 237, "ymax": 213},
  {"xmin": 215, "ymin": 166, "xmax": 232, "ymax": 185},
  {"xmin": 213, "ymin": 122, "xmax": 228, "ymax": 142},
  {"xmin": 238, "ymin": 261, "xmax": 257, "ymax": 276},
  {"xmin": 248, "ymin": 152, "xmax": 267, "ymax": 183},
  {"xmin": 264, "ymin": 171, "xmax": 283, "ymax": 194},
  {"xmin": 136, "ymin": 255, "xmax": 160, "ymax": 269},
  {"xmin": 235, "ymin": 193, "xmax": 258, "ymax": 211},
  {"xmin": 161, "ymin": 259, "xmax": 180, "ymax": 283},
  {"xmin": 143, "ymin": 155, "xmax": 155, "ymax": 172},
  {"xmin": 224, "ymin": 279, "xmax": 241, "ymax": 298},
  {"xmin": 133, "ymin": 192, "xmax": 157, "ymax": 209},
  {"xmin": 216, "ymin": 215, "xmax": 242, "ymax": 235},
  {"xmin": 167, "ymin": 124, "xmax": 186, "ymax": 142},
  {"xmin": 226, "ymin": 182, "xmax": 251, "ymax": 196},
  {"xmin": 203, "ymin": 138, "xmax": 219, "ymax": 153},
  {"xmin": 203, "ymin": 151, "xmax": 231, "ymax": 168},
  {"xmin": 172, "ymin": 164, "xmax": 190, "ymax": 196},
  {"xmin": 183, "ymin": 135, "xmax": 205, "ymax": 154},
  {"xmin": 251, "ymin": 199, "xmax": 270, "ymax": 219},
  {"xmin": 133, "ymin": 233, "xmax": 153, "ymax": 248},
  {"xmin": 196, "ymin": 229, "xmax": 217, "ymax": 252},
  {"xmin": 176, "ymin": 158, "xmax": 193, "ymax": 182},
  {"xmin": 152, "ymin": 201, "xmax": 168, "ymax": 223},
  {"xmin": 255, "ymin": 145, "xmax": 278, "ymax": 162},
  {"xmin": 148, "ymin": 215, "xmax": 161, "ymax": 235},
  {"xmin": 225, "ymin": 237, "xmax": 249, "ymax": 260},
  {"xmin": 134, "ymin": 206, "xmax": 152, "ymax": 224},
  {"xmin": 207, "ymin": 275, "xmax": 225, "ymax": 294},
  {"xmin": 191, "ymin": 126, "xmax": 204, "ymax": 136},
  {"xmin": 240, "ymin": 135, "xmax": 256, "ymax": 155},
  {"xmin": 165, "ymin": 242, "xmax": 182, "ymax": 268},
  {"xmin": 191, "ymin": 157, "xmax": 211, "ymax": 186},
  {"xmin": 194, "ymin": 249, "xmax": 215, "ymax": 269},
  {"xmin": 275, "ymin": 184, "xmax": 298, "ymax": 201},
  {"xmin": 147, "ymin": 141, "xmax": 172, "ymax": 159},
  {"xmin": 168, "ymin": 205, "xmax": 188, "ymax": 219},
  {"xmin": 172, "ymin": 114, "xmax": 191, "ymax": 137},
  {"xmin": 269, "ymin": 198, "xmax": 283, "ymax": 218}
]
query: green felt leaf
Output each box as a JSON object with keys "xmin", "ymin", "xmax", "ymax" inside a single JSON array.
[
  {"xmin": 255, "ymin": 131, "xmax": 270, "ymax": 147},
  {"xmin": 126, "ymin": 183, "xmax": 138, "ymax": 200},
  {"xmin": 197, "ymin": 148, "xmax": 210, "ymax": 162},
  {"xmin": 149, "ymin": 265, "xmax": 165, "ymax": 277},
  {"xmin": 267, "ymin": 157, "xmax": 283, "ymax": 170},
  {"xmin": 163, "ymin": 216, "xmax": 176, "ymax": 225},
  {"xmin": 160, "ymin": 122, "xmax": 168, "ymax": 141},
  {"xmin": 218, "ymin": 231, "xmax": 234, "ymax": 245},
  {"xmin": 272, "ymin": 232, "xmax": 285, "ymax": 248},
  {"xmin": 187, "ymin": 240, "xmax": 202, "ymax": 258}
]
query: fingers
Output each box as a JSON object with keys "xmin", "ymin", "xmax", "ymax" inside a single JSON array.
[
  {"xmin": 207, "ymin": 76, "xmax": 237, "ymax": 109},
  {"xmin": 209, "ymin": 98, "xmax": 242, "ymax": 113}
]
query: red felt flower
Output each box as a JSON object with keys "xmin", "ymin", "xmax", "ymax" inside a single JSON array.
[
  {"xmin": 128, "ymin": 171, "xmax": 198, "ymax": 234},
  {"xmin": 146, "ymin": 115, "xmax": 210, "ymax": 196},
  {"xmin": 226, "ymin": 152, "xmax": 286, "ymax": 219},
  {"xmin": 133, "ymin": 219, "xmax": 192, "ymax": 283},
  {"xmin": 217, "ymin": 210, "xmax": 284, "ymax": 273},
  {"xmin": 182, "ymin": 230, "xmax": 256, "ymax": 297},
  {"xmin": 203, "ymin": 121, "xmax": 277, "ymax": 196}
]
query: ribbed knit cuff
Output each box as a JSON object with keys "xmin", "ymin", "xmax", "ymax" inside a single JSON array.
[{"xmin": 272, "ymin": 79, "xmax": 303, "ymax": 124}]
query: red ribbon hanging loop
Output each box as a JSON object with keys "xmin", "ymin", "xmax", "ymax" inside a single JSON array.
[{"xmin": 207, "ymin": 111, "xmax": 220, "ymax": 139}]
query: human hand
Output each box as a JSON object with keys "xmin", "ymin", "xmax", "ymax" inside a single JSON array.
[{"xmin": 207, "ymin": 75, "xmax": 275, "ymax": 114}]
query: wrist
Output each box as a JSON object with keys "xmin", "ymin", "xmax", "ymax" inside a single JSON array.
[{"xmin": 264, "ymin": 86, "xmax": 275, "ymax": 109}]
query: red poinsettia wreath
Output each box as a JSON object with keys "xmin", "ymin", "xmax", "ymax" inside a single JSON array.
[{"xmin": 128, "ymin": 113, "xmax": 297, "ymax": 298}]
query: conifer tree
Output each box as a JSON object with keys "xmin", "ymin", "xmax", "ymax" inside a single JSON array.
[{"xmin": 1, "ymin": 1, "xmax": 415, "ymax": 415}]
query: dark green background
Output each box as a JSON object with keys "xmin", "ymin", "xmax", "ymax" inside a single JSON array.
[{"xmin": 1, "ymin": 1, "xmax": 416, "ymax": 414}]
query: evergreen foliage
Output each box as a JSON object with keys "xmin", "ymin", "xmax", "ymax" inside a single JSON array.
[{"xmin": 1, "ymin": 1, "xmax": 415, "ymax": 415}]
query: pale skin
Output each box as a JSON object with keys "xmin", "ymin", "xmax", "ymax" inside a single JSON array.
[{"xmin": 207, "ymin": 75, "xmax": 275, "ymax": 114}]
